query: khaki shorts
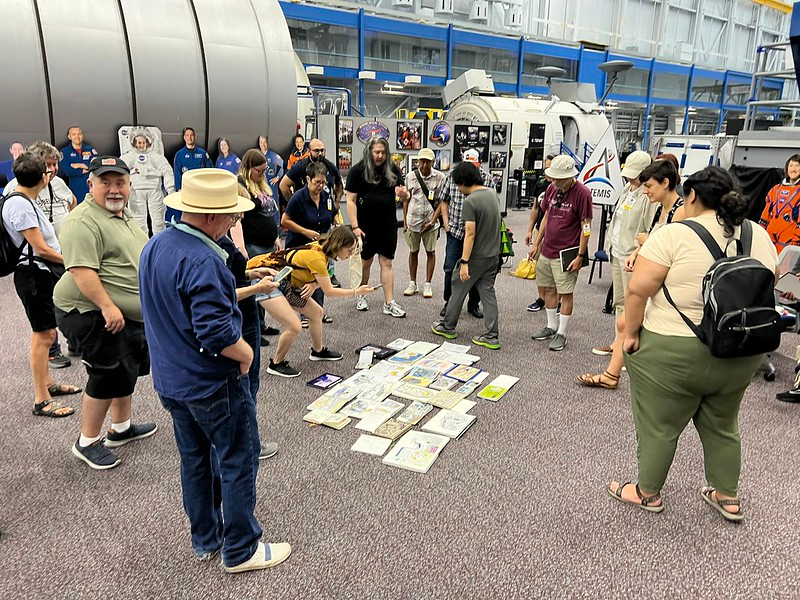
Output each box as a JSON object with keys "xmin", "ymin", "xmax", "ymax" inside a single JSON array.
[
  {"xmin": 536, "ymin": 256, "xmax": 578, "ymax": 294},
  {"xmin": 404, "ymin": 228, "xmax": 438, "ymax": 253},
  {"xmin": 611, "ymin": 255, "xmax": 632, "ymax": 315}
]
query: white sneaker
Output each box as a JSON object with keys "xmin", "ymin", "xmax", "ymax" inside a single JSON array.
[
  {"xmin": 224, "ymin": 541, "xmax": 292, "ymax": 573},
  {"xmin": 355, "ymin": 295, "xmax": 368, "ymax": 311},
  {"xmin": 383, "ymin": 300, "xmax": 406, "ymax": 318},
  {"xmin": 422, "ymin": 282, "xmax": 433, "ymax": 298},
  {"xmin": 403, "ymin": 281, "xmax": 418, "ymax": 296}
]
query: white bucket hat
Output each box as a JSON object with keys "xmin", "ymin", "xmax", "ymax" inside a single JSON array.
[
  {"xmin": 620, "ymin": 150, "xmax": 652, "ymax": 179},
  {"xmin": 164, "ymin": 169, "xmax": 254, "ymax": 214},
  {"xmin": 416, "ymin": 148, "xmax": 435, "ymax": 161},
  {"xmin": 545, "ymin": 155, "xmax": 578, "ymax": 179}
]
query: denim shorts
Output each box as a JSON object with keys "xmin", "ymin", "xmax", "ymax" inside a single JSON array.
[{"xmin": 252, "ymin": 279, "xmax": 284, "ymax": 303}]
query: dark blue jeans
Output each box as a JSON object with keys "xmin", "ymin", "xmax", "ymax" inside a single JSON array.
[
  {"xmin": 443, "ymin": 232, "xmax": 480, "ymax": 311},
  {"xmin": 159, "ymin": 374, "xmax": 263, "ymax": 568}
]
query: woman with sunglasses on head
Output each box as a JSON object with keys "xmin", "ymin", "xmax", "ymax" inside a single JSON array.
[
  {"xmin": 607, "ymin": 166, "xmax": 778, "ymax": 521},
  {"xmin": 246, "ymin": 226, "xmax": 376, "ymax": 377}
]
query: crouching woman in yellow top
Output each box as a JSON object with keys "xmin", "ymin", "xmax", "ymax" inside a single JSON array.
[
  {"xmin": 608, "ymin": 167, "xmax": 778, "ymax": 522},
  {"xmin": 247, "ymin": 226, "xmax": 376, "ymax": 378}
]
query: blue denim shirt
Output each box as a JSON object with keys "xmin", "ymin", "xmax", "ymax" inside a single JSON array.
[{"xmin": 140, "ymin": 224, "xmax": 242, "ymax": 401}]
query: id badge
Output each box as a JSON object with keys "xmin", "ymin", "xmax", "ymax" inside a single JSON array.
[
  {"xmin": 327, "ymin": 197, "xmax": 332, "ymax": 211},
  {"xmin": 428, "ymin": 190, "xmax": 435, "ymax": 201}
]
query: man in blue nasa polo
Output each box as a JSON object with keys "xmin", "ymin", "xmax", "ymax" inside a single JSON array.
[
  {"xmin": 59, "ymin": 126, "xmax": 97, "ymax": 203},
  {"xmin": 170, "ymin": 126, "xmax": 212, "ymax": 223}
]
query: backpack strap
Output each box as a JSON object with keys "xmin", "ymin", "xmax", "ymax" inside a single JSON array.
[
  {"xmin": 678, "ymin": 220, "xmax": 725, "ymax": 261},
  {"xmin": 738, "ymin": 219, "xmax": 753, "ymax": 256},
  {"xmin": 661, "ymin": 285, "xmax": 705, "ymax": 341}
]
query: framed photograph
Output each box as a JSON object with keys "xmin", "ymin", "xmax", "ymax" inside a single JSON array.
[
  {"xmin": 489, "ymin": 151, "xmax": 507, "ymax": 169},
  {"xmin": 492, "ymin": 124, "xmax": 508, "ymax": 145},
  {"xmin": 434, "ymin": 149, "xmax": 451, "ymax": 171},
  {"xmin": 307, "ymin": 373, "xmax": 343, "ymax": 390},
  {"xmin": 396, "ymin": 121, "xmax": 422, "ymax": 150},
  {"xmin": 454, "ymin": 124, "xmax": 489, "ymax": 163},
  {"xmin": 391, "ymin": 153, "xmax": 406, "ymax": 174},
  {"xmin": 338, "ymin": 147, "xmax": 352, "ymax": 176},
  {"xmin": 489, "ymin": 170, "xmax": 504, "ymax": 194},
  {"xmin": 407, "ymin": 155, "xmax": 419, "ymax": 174},
  {"xmin": 429, "ymin": 121, "xmax": 451, "ymax": 147},
  {"xmin": 338, "ymin": 118, "xmax": 353, "ymax": 145}
]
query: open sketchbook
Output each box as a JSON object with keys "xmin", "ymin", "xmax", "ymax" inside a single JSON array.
[
  {"xmin": 422, "ymin": 409, "xmax": 476, "ymax": 439},
  {"xmin": 382, "ymin": 430, "xmax": 450, "ymax": 474},
  {"xmin": 303, "ymin": 410, "xmax": 351, "ymax": 430}
]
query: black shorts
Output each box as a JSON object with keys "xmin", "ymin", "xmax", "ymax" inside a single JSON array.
[
  {"xmin": 56, "ymin": 309, "xmax": 150, "ymax": 399},
  {"xmin": 361, "ymin": 223, "xmax": 398, "ymax": 261},
  {"xmin": 14, "ymin": 265, "xmax": 58, "ymax": 332}
]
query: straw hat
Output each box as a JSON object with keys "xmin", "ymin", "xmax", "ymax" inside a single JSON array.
[
  {"xmin": 164, "ymin": 169, "xmax": 254, "ymax": 214},
  {"xmin": 544, "ymin": 155, "xmax": 578, "ymax": 179}
]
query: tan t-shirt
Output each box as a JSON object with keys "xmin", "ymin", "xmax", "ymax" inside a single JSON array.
[
  {"xmin": 639, "ymin": 212, "xmax": 778, "ymax": 337},
  {"xmin": 53, "ymin": 197, "xmax": 149, "ymax": 322}
]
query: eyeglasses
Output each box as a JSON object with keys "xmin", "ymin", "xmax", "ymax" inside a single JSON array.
[
  {"xmin": 253, "ymin": 166, "xmax": 268, "ymax": 174},
  {"xmin": 311, "ymin": 148, "xmax": 326, "ymax": 154},
  {"xmin": 309, "ymin": 178, "xmax": 326, "ymax": 186},
  {"xmin": 229, "ymin": 214, "xmax": 242, "ymax": 224}
]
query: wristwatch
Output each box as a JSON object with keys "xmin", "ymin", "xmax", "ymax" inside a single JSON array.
[
  {"xmin": 460, "ymin": 258, "xmax": 469, "ymax": 264},
  {"xmin": 577, "ymin": 253, "xmax": 586, "ymax": 258}
]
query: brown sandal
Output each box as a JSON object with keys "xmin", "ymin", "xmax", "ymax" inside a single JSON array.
[
  {"xmin": 607, "ymin": 481, "xmax": 664, "ymax": 513},
  {"xmin": 33, "ymin": 399, "xmax": 75, "ymax": 418},
  {"xmin": 577, "ymin": 370, "xmax": 620, "ymax": 390},
  {"xmin": 701, "ymin": 487, "xmax": 743, "ymax": 522}
]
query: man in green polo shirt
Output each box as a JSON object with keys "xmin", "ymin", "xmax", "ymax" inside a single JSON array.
[{"xmin": 54, "ymin": 156, "xmax": 157, "ymax": 470}]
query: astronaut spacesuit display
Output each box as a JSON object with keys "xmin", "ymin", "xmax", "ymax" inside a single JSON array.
[{"xmin": 120, "ymin": 130, "xmax": 174, "ymax": 234}]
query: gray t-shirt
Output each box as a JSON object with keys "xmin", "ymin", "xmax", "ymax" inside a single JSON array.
[
  {"xmin": 462, "ymin": 187, "xmax": 501, "ymax": 259},
  {"xmin": 2, "ymin": 191, "xmax": 60, "ymax": 270}
]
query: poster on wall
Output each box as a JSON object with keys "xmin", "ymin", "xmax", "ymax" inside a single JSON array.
[
  {"xmin": 338, "ymin": 147, "xmax": 352, "ymax": 176},
  {"xmin": 357, "ymin": 121, "xmax": 391, "ymax": 143},
  {"xmin": 396, "ymin": 122, "xmax": 422, "ymax": 150},
  {"xmin": 430, "ymin": 121, "xmax": 451, "ymax": 147},
  {"xmin": 338, "ymin": 119, "xmax": 353, "ymax": 145},
  {"xmin": 391, "ymin": 153, "xmax": 407, "ymax": 175},
  {"xmin": 489, "ymin": 151, "xmax": 507, "ymax": 169},
  {"xmin": 434, "ymin": 149, "xmax": 451, "ymax": 171},
  {"xmin": 492, "ymin": 124, "xmax": 508, "ymax": 146},
  {"xmin": 489, "ymin": 170, "xmax": 504, "ymax": 194},
  {"xmin": 454, "ymin": 125, "xmax": 489, "ymax": 162},
  {"xmin": 407, "ymin": 155, "xmax": 419, "ymax": 174}
]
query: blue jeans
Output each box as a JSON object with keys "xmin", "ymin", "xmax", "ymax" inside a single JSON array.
[
  {"xmin": 159, "ymin": 374, "xmax": 263, "ymax": 568},
  {"xmin": 443, "ymin": 232, "xmax": 480, "ymax": 311}
]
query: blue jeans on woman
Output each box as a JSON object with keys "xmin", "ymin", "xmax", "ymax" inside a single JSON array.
[{"xmin": 159, "ymin": 373, "xmax": 263, "ymax": 568}]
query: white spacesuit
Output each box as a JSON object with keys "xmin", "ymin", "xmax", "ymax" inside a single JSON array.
[{"xmin": 120, "ymin": 131, "xmax": 174, "ymax": 234}]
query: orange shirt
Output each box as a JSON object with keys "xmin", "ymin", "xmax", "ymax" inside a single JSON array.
[{"xmin": 760, "ymin": 181, "xmax": 800, "ymax": 254}]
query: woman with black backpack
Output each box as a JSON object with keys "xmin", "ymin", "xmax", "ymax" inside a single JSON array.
[{"xmin": 607, "ymin": 166, "xmax": 779, "ymax": 522}]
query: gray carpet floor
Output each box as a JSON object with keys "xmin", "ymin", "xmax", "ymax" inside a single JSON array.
[{"xmin": 0, "ymin": 208, "xmax": 798, "ymax": 599}]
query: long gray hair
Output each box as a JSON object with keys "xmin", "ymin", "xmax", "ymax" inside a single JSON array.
[{"xmin": 362, "ymin": 136, "xmax": 396, "ymax": 186}]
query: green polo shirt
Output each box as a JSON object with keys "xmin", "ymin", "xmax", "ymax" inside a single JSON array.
[{"xmin": 53, "ymin": 197, "xmax": 148, "ymax": 322}]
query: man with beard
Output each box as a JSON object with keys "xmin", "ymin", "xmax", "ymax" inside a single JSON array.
[
  {"xmin": 279, "ymin": 138, "xmax": 342, "ymax": 212},
  {"xmin": 346, "ymin": 136, "xmax": 410, "ymax": 317},
  {"xmin": 54, "ymin": 156, "xmax": 156, "ymax": 470}
]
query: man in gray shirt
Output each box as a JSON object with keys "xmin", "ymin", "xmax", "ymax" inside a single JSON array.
[{"xmin": 432, "ymin": 161, "xmax": 501, "ymax": 349}]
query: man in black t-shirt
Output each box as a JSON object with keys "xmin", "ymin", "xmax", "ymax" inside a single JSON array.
[
  {"xmin": 279, "ymin": 138, "xmax": 343, "ymax": 212},
  {"xmin": 345, "ymin": 136, "xmax": 410, "ymax": 318}
]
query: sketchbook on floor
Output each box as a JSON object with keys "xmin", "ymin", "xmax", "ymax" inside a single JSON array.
[
  {"xmin": 446, "ymin": 365, "xmax": 481, "ymax": 382},
  {"xmin": 421, "ymin": 409, "xmax": 476, "ymax": 439},
  {"xmin": 401, "ymin": 366, "xmax": 441, "ymax": 387},
  {"xmin": 392, "ymin": 383, "xmax": 438, "ymax": 401},
  {"xmin": 373, "ymin": 418, "xmax": 414, "ymax": 441},
  {"xmin": 303, "ymin": 410, "xmax": 351, "ymax": 430},
  {"xmin": 477, "ymin": 374, "xmax": 520, "ymax": 401},
  {"xmin": 427, "ymin": 349, "xmax": 480, "ymax": 365},
  {"xmin": 427, "ymin": 389, "xmax": 467, "ymax": 409},
  {"xmin": 306, "ymin": 393, "xmax": 352, "ymax": 413},
  {"xmin": 351, "ymin": 434, "xmax": 393, "ymax": 456},
  {"xmin": 386, "ymin": 338, "xmax": 415, "ymax": 350},
  {"xmin": 382, "ymin": 430, "xmax": 450, "ymax": 473},
  {"xmin": 429, "ymin": 376, "xmax": 458, "ymax": 391},
  {"xmin": 355, "ymin": 344, "xmax": 396, "ymax": 360},
  {"xmin": 414, "ymin": 358, "xmax": 457, "ymax": 374},
  {"xmin": 396, "ymin": 400, "xmax": 433, "ymax": 424}
]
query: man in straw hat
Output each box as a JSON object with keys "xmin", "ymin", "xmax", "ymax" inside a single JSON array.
[
  {"xmin": 54, "ymin": 156, "xmax": 157, "ymax": 469},
  {"xmin": 139, "ymin": 169, "xmax": 291, "ymax": 573},
  {"xmin": 529, "ymin": 154, "xmax": 593, "ymax": 352}
]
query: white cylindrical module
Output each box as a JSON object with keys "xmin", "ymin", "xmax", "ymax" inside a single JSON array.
[{"xmin": 0, "ymin": 0, "xmax": 298, "ymax": 158}]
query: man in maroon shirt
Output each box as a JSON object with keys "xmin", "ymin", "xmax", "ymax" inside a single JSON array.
[{"xmin": 528, "ymin": 155, "xmax": 593, "ymax": 351}]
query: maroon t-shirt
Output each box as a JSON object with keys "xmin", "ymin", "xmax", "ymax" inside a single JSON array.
[{"xmin": 539, "ymin": 181, "xmax": 593, "ymax": 259}]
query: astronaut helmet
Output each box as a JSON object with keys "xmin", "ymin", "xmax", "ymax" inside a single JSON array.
[{"xmin": 129, "ymin": 129, "xmax": 153, "ymax": 153}]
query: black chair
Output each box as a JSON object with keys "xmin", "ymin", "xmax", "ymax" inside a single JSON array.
[{"xmin": 589, "ymin": 249, "xmax": 608, "ymax": 284}]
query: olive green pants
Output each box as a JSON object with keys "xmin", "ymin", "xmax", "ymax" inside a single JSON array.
[{"xmin": 623, "ymin": 329, "xmax": 762, "ymax": 497}]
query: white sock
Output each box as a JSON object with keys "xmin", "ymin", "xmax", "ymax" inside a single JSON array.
[
  {"xmin": 111, "ymin": 419, "xmax": 131, "ymax": 433},
  {"xmin": 79, "ymin": 434, "xmax": 101, "ymax": 448},
  {"xmin": 557, "ymin": 314, "xmax": 570, "ymax": 336},
  {"xmin": 545, "ymin": 308, "xmax": 558, "ymax": 330}
]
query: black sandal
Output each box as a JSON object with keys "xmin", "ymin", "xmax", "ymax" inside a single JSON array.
[
  {"xmin": 701, "ymin": 487, "xmax": 743, "ymax": 522},
  {"xmin": 33, "ymin": 399, "xmax": 75, "ymax": 418},
  {"xmin": 607, "ymin": 481, "xmax": 664, "ymax": 513},
  {"xmin": 48, "ymin": 383, "xmax": 83, "ymax": 397}
]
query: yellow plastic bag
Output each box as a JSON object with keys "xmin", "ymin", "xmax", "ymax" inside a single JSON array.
[{"xmin": 510, "ymin": 258, "xmax": 536, "ymax": 279}]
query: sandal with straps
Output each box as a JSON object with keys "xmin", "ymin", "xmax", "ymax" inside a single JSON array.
[
  {"xmin": 701, "ymin": 487, "xmax": 743, "ymax": 522},
  {"xmin": 577, "ymin": 370, "xmax": 620, "ymax": 390},
  {"xmin": 607, "ymin": 481, "xmax": 664, "ymax": 513},
  {"xmin": 33, "ymin": 399, "xmax": 75, "ymax": 418}
]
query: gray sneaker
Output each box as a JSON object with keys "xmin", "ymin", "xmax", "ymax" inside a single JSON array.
[
  {"xmin": 259, "ymin": 442, "xmax": 278, "ymax": 460},
  {"xmin": 532, "ymin": 327, "xmax": 557, "ymax": 340},
  {"xmin": 549, "ymin": 333, "xmax": 567, "ymax": 351},
  {"xmin": 72, "ymin": 439, "xmax": 121, "ymax": 470}
]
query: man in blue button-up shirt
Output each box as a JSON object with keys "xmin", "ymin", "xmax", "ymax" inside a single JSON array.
[{"xmin": 139, "ymin": 168, "xmax": 291, "ymax": 574}]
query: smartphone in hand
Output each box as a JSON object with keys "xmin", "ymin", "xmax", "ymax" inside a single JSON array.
[{"xmin": 273, "ymin": 266, "xmax": 293, "ymax": 283}]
